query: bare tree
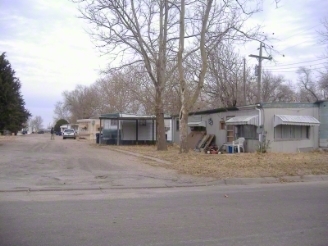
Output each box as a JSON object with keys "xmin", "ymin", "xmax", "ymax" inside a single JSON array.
[
  {"xmin": 62, "ymin": 85, "xmax": 100, "ymax": 123},
  {"xmin": 94, "ymin": 71, "xmax": 142, "ymax": 114},
  {"xmin": 30, "ymin": 116, "xmax": 43, "ymax": 131},
  {"xmin": 53, "ymin": 101, "xmax": 70, "ymax": 123},
  {"xmin": 74, "ymin": 0, "xmax": 181, "ymax": 151},
  {"xmin": 261, "ymin": 71, "xmax": 296, "ymax": 102},
  {"xmin": 177, "ymin": 0, "xmax": 266, "ymax": 153},
  {"xmin": 297, "ymin": 67, "xmax": 320, "ymax": 102},
  {"xmin": 310, "ymin": 17, "xmax": 328, "ymax": 99},
  {"xmin": 318, "ymin": 68, "xmax": 328, "ymax": 98},
  {"xmin": 319, "ymin": 17, "xmax": 328, "ymax": 55},
  {"xmin": 320, "ymin": 17, "xmax": 328, "ymax": 39},
  {"xmin": 205, "ymin": 44, "xmax": 248, "ymax": 107}
]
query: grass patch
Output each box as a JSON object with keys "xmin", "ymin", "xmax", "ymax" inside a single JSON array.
[{"xmin": 106, "ymin": 145, "xmax": 328, "ymax": 179}]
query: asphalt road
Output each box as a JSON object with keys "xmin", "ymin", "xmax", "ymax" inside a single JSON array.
[{"xmin": 1, "ymin": 182, "xmax": 328, "ymax": 246}]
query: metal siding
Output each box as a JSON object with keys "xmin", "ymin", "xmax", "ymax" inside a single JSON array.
[
  {"xmin": 205, "ymin": 114, "xmax": 217, "ymax": 145},
  {"xmin": 120, "ymin": 120, "xmax": 153, "ymax": 141},
  {"xmin": 121, "ymin": 121, "xmax": 136, "ymax": 140},
  {"xmin": 319, "ymin": 102, "xmax": 328, "ymax": 147},
  {"xmin": 217, "ymin": 113, "xmax": 228, "ymax": 147},
  {"xmin": 189, "ymin": 115, "xmax": 202, "ymax": 122},
  {"xmin": 319, "ymin": 102, "xmax": 328, "ymax": 138},
  {"xmin": 215, "ymin": 110, "xmax": 258, "ymax": 148},
  {"xmin": 138, "ymin": 120, "xmax": 154, "ymax": 140},
  {"xmin": 264, "ymin": 107, "xmax": 320, "ymax": 152},
  {"xmin": 172, "ymin": 117, "xmax": 180, "ymax": 144}
]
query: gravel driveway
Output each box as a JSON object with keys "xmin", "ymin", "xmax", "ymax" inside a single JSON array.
[{"xmin": 0, "ymin": 134, "xmax": 212, "ymax": 191}]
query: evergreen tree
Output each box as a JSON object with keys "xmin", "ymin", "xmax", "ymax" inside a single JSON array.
[
  {"xmin": 0, "ymin": 52, "xmax": 31, "ymax": 133},
  {"xmin": 54, "ymin": 119, "xmax": 69, "ymax": 133}
]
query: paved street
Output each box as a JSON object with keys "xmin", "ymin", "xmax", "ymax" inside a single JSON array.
[
  {"xmin": 1, "ymin": 135, "xmax": 328, "ymax": 245},
  {"xmin": 1, "ymin": 182, "xmax": 328, "ymax": 246}
]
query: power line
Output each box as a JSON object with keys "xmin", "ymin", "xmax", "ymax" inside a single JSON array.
[
  {"xmin": 265, "ymin": 65, "xmax": 328, "ymax": 73},
  {"xmin": 278, "ymin": 40, "xmax": 316, "ymax": 52},
  {"xmin": 265, "ymin": 57, "xmax": 328, "ymax": 68},
  {"xmin": 272, "ymin": 24, "xmax": 321, "ymax": 43},
  {"xmin": 264, "ymin": 62, "xmax": 328, "ymax": 71}
]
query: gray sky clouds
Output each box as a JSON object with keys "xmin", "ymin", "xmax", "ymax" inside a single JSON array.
[{"xmin": 0, "ymin": 0, "xmax": 327, "ymax": 127}]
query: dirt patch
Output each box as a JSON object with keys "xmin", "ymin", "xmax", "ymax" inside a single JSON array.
[
  {"xmin": 103, "ymin": 145, "xmax": 328, "ymax": 179},
  {"xmin": 0, "ymin": 135, "xmax": 16, "ymax": 143}
]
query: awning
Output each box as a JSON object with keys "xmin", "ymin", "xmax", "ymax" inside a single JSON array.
[
  {"xmin": 188, "ymin": 121, "xmax": 206, "ymax": 127},
  {"xmin": 226, "ymin": 115, "xmax": 259, "ymax": 126},
  {"xmin": 274, "ymin": 115, "xmax": 320, "ymax": 127}
]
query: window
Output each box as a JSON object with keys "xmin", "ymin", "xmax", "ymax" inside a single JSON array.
[
  {"xmin": 176, "ymin": 119, "xmax": 179, "ymax": 131},
  {"xmin": 102, "ymin": 120, "xmax": 111, "ymax": 129},
  {"xmin": 220, "ymin": 121, "xmax": 225, "ymax": 130},
  {"xmin": 190, "ymin": 126, "xmax": 205, "ymax": 132},
  {"xmin": 237, "ymin": 125, "xmax": 258, "ymax": 140},
  {"xmin": 274, "ymin": 125, "xmax": 309, "ymax": 140},
  {"xmin": 111, "ymin": 120, "xmax": 118, "ymax": 126},
  {"xmin": 64, "ymin": 129, "xmax": 74, "ymax": 133}
]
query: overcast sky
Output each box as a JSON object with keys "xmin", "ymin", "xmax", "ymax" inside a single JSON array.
[{"xmin": 0, "ymin": 0, "xmax": 327, "ymax": 127}]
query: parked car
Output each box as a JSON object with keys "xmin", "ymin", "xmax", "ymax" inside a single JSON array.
[
  {"xmin": 62, "ymin": 129, "xmax": 76, "ymax": 140},
  {"xmin": 37, "ymin": 130, "xmax": 44, "ymax": 134}
]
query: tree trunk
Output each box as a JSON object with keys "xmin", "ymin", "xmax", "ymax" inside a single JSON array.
[
  {"xmin": 155, "ymin": 89, "xmax": 168, "ymax": 151},
  {"xmin": 179, "ymin": 102, "xmax": 189, "ymax": 153},
  {"xmin": 178, "ymin": 0, "xmax": 188, "ymax": 153}
]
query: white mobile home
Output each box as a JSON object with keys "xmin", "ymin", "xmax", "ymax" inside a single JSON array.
[
  {"xmin": 172, "ymin": 102, "xmax": 324, "ymax": 153},
  {"xmin": 76, "ymin": 118, "xmax": 101, "ymax": 140}
]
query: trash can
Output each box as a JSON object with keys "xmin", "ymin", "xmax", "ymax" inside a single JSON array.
[
  {"xmin": 96, "ymin": 133, "xmax": 100, "ymax": 144},
  {"xmin": 228, "ymin": 146, "xmax": 233, "ymax": 153}
]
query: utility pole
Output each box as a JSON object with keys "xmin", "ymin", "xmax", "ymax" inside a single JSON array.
[
  {"xmin": 249, "ymin": 42, "xmax": 272, "ymax": 103},
  {"xmin": 243, "ymin": 58, "xmax": 246, "ymax": 105}
]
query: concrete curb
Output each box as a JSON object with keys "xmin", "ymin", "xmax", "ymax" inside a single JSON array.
[
  {"xmin": 224, "ymin": 177, "xmax": 279, "ymax": 185},
  {"xmin": 1, "ymin": 175, "xmax": 328, "ymax": 193}
]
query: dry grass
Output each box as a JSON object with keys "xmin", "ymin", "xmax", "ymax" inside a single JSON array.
[
  {"xmin": 0, "ymin": 135, "xmax": 15, "ymax": 141},
  {"xmin": 104, "ymin": 145, "xmax": 328, "ymax": 179}
]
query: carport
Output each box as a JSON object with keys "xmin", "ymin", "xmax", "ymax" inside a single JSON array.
[{"xmin": 99, "ymin": 113, "xmax": 172, "ymax": 145}]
